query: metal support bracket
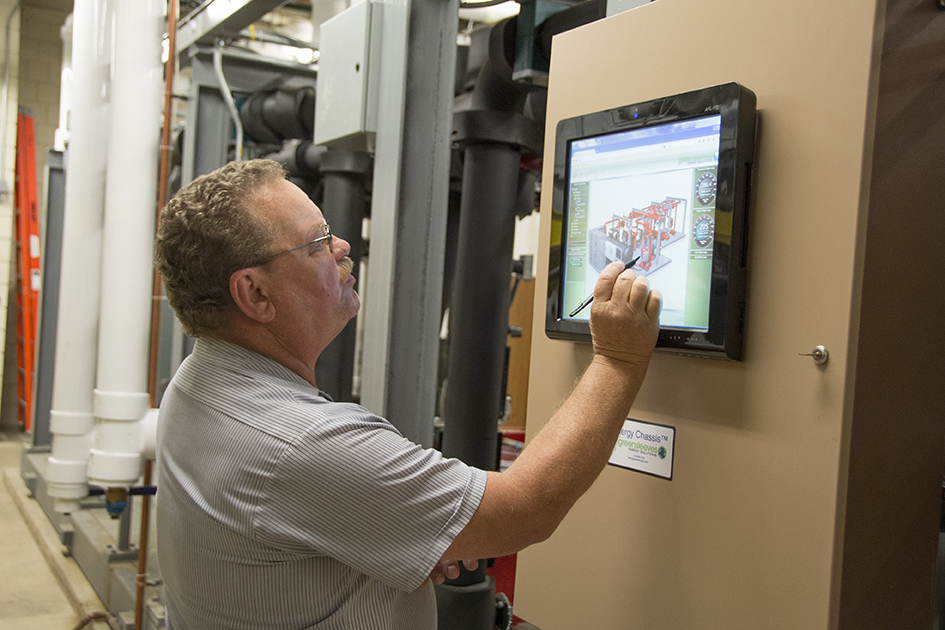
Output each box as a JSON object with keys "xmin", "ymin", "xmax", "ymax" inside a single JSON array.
[{"xmin": 176, "ymin": 0, "xmax": 290, "ymax": 54}]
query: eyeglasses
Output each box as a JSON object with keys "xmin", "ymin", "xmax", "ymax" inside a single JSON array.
[{"xmin": 255, "ymin": 223, "xmax": 332, "ymax": 266}]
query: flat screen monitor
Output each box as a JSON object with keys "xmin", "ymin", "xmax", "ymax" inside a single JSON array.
[{"xmin": 545, "ymin": 83, "xmax": 757, "ymax": 360}]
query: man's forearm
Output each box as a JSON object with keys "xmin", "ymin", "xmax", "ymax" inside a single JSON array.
[
  {"xmin": 441, "ymin": 263, "xmax": 660, "ymax": 562},
  {"xmin": 502, "ymin": 354, "xmax": 648, "ymax": 539}
]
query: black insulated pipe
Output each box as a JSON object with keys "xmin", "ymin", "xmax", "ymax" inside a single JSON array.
[
  {"xmin": 240, "ymin": 84, "xmax": 316, "ymax": 144},
  {"xmin": 435, "ymin": 576, "xmax": 498, "ymax": 630},
  {"xmin": 442, "ymin": 143, "xmax": 520, "ymax": 474},
  {"xmin": 266, "ymin": 139, "xmax": 326, "ymax": 181},
  {"xmin": 314, "ymin": 149, "xmax": 372, "ymax": 402},
  {"xmin": 437, "ymin": 16, "xmax": 543, "ymax": 628}
]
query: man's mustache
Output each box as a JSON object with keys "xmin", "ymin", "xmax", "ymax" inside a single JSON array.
[{"xmin": 338, "ymin": 256, "xmax": 354, "ymax": 283}]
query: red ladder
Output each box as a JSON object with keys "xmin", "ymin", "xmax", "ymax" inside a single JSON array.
[{"xmin": 14, "ymin": 108, "xmax": 40, "ymax": 431}]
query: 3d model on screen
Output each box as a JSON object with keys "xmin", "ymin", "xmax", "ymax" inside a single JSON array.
[{"xmin": 588, "ymin": 197, "xmax": 687, "ymax": 274}]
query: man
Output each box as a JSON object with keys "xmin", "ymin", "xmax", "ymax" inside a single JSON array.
[{"xmin": 153, "ymin": 159, "xmax": 661, "ymax": 630}]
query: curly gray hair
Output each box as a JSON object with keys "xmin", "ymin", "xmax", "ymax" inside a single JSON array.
[{"xmin": 153, "ymin": 159, "xmax": 286, "ymax": 337}]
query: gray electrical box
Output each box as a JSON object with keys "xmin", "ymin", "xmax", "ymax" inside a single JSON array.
[{"xmin": 314, "ymin": 0, "xmax": 383, "ymax": 150}]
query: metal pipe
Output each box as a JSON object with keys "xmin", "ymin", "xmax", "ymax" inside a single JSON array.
[
  {"xmin": 212, "ymin": 42, "xmax": 243, "ymax": 160},
  {"xmin": 117, "ymin": 495, "xmax": 132, "ymax": 551},
  {"xmin": 140, "ymin": 2, "xmax": 178, "ymax": 628},
  {"xmin": 134, "ymin": 459, "xmax": 154, "ymax": 630},
  {"xmin": 150, "ymin": 2, "xmax": 177, "ymax": 408}
]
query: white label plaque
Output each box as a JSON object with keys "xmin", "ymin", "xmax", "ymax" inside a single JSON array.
[{"xmin": 608, "ymin": 418, "xmax": 675, "ymax": 480}]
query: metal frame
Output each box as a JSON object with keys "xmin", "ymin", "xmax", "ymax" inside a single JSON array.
[
  {"xmin": 176, "ymin": 0, "xmax": 290, "ymax": 53},
  {"xmin": 359, "ymin": 0, "xmax": 459, "ymax": 447},
  {"xmin": 30, "ymin": 150, "xmax": 66, "ymax": 447}
]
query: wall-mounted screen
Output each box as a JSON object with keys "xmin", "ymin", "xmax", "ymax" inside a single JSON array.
[{"xmin": 546, "ymin": 83, "xmax": 757, "ymax": 360}]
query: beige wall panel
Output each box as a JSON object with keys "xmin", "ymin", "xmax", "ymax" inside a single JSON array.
[{"xmin": 517, "ymin": 0, "xmax": 884, "ymax": 627}]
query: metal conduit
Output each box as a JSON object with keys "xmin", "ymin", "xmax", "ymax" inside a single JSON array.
[{"xmin": 212, "ymin": 42, "xmax": 243, "ymax": 160}]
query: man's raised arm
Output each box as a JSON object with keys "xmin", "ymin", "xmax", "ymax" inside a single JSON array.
[{"xmin": 441, "ymin": 260, "xmax": 662, "ymax": 563}]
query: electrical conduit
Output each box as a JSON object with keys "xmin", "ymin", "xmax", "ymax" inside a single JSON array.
[{"xmin": 213, "ymin": 41, "xmax": 243, "ymax": 161}]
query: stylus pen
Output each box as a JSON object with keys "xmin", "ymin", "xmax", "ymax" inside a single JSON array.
[{"xmin": 568, "ymin": 256, "xmax": 642, "ymax": 318}]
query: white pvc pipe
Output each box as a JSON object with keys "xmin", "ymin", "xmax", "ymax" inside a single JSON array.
[
  {"xmin": 46, "ymin": 0, "xmax": 114, "ymax": 513},
  {"xmin": 87, "ymin": 0, "xmax": 164, "ymax": 489}
]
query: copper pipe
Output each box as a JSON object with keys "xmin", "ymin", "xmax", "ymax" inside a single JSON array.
[
  {"xmin": 137, "ymin": 2, "xmax": 177, "ymax": 628},
  {"xmin": 133, "ymin": 459, "xmax": 154, "ymax": 630},
  {"xmin": 148, "ymin": 0, "xmax": 177, "ymax": 406}
]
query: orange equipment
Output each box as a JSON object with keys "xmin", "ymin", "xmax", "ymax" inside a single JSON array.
[{"xmin": 14, "ymin": 108, "xmax": 41, "ymax": 431}]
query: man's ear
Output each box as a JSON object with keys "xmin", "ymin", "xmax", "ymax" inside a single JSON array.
[{"xmin": 229, "ymin": 268, "xmax": 276, "ymax": 323}]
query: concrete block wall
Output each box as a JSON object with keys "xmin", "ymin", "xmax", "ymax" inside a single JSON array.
[
  {"xmin": 19, "ymin": 4, "xmax": 69, "ymax": 217},
  {"xmin": 0, "ymin": 3, "xmax": 67, "ymax": 432},
  {"xmin": 0, "ymin": 0, "xmax": 20, "ymax": 432}
]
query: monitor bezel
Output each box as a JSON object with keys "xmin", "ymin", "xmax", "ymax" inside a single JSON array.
[{"xmin": 545, "ymin": 82, "xmax": 757, "ymax": 360}]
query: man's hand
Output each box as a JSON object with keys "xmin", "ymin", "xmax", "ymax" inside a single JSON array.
[
  {"xmin": 421, "ymin": 558, "xmax": 480, "ymax": 588},
  {"xmin": 589, "ymin": 261, "xmax": 662, "ymax": 367}
]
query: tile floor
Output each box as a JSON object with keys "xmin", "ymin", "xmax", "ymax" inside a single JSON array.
[{"xmin": 0, "ymin": 431, "xmax": 111, "ymax": 630}]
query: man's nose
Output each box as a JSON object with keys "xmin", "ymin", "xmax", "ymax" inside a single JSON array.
[{"xmin": 334, "ymin": 235, "xmax": 351, "ymax": 259}]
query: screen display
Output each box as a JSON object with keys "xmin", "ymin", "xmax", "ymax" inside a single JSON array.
[
  {"xmin": 546, "ymin": 82, "xmax": 756, "ymax": 360},
  {"xmin": 562, "ymin": 115, "xmax": 721, "ymax": 331}
]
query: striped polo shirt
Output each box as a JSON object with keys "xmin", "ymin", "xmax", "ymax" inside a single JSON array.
[{"xmin": 156, "ymin": 337, "xmax": 487, "ymax": 630}]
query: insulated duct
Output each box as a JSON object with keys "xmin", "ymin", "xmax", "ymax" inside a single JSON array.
[
  {"xmin": 442, "ymin": 16, "xmax": 542, "ymax": 498},
  {"xmin": 265, "ymin": 138, "xmax": 326, "ymax": 181}
]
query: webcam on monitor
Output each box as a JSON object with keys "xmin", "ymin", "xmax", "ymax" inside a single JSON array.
[{"xmin": 545, "ymin": 82, "xmax": 757, "ymax": 360}]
